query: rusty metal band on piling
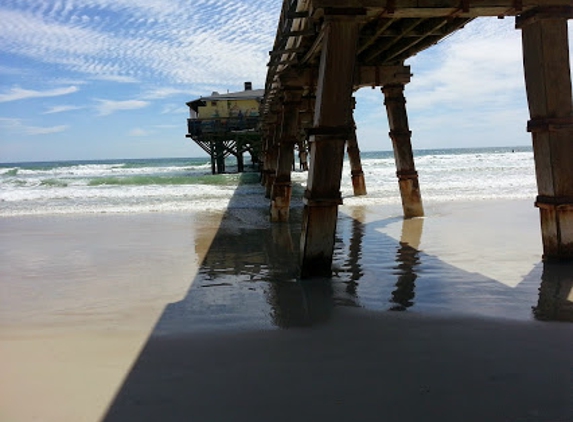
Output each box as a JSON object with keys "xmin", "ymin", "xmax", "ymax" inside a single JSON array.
[
  {"xmin": 388, "ymin": 129, "xmax": 413, "ymax": 140},
  {"xmin": 535, "ymin": 196, "xmax": 573, "ymax": 211},
  {"xmin": 396, "ymin": 169, "xmax": 419, "ymax": 180},
  {"xmin": 306, "ymin": 125, "xmax": 354, "ymax": 141},
  {"xmin": 303, "ymin": 189, "xmax": 343, "ymax": 207},
  {"xmin": 527, "ymin": 117, "xmax": 573, "ymax": 133}
]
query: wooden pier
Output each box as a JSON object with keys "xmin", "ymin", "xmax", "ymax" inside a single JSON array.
[
  {"xmin": 186, "ymin": 84, "xmax": 264, "ymax": 174},
  {"xmin": 260, "ymin": 0, "xmax": 573, "ymax": 277}
]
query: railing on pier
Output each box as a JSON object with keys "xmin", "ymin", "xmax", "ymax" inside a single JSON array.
[{"xmin": 187, "ymin": 117, "xmax": 260, "ymax": 139}]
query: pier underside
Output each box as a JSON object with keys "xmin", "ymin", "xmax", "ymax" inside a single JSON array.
[
  {"xmin": 261, "ymin": 0, "xmax": 573, "ymax": 277},
  {"xmin": 186, "ymin": 131, "xmax": 261, "ymax": 174}
]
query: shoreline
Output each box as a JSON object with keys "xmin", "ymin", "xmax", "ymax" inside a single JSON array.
[{"xmin": 2, "ymin": 197, "xmax": 572, "ymax": 421}]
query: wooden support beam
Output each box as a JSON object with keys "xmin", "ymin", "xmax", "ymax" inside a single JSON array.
[
  {"xmin": 347, "ymin": 104, "xmax": 367, "ymax": 195},
  {"xmin": 237, "ymin": 151, "xmax": 244, "ymax": 173},
  {"xmin": 357, "ymin": 18, "xmax": 395, "ymax": 54},
  {"xmin": 310, "ymin": 0, "xmax": 572, "ymax": 17},
  {"xmin": 382, "ymin": 83, "xmax": 424, "ymax": 218},
  {"xmin": 262, "ymin": 123, "xmax": 280, "ymax": 196},
  {"xmin": 383, "ymin": 18, "xmax": 451, "ymax": 62},
  {"xmin": 354, "ymin": 64, "xmax": 411, "ymax": 89},
  {"xmin": 215, "ymin": 140, "xmax": 226, "ymax": 174},
  {"xmin": 363, "ymin": 18, "xmax": 426, "ymax": 63},
  {"xmin": 271, "ymin": 93, "xmax": 302, "ymax": 222},
  {"xmin": 518, "ymin": 10, "xmax": 573, "ymax": 260},
  {"xmin": 209, "ymin": 141, "xmax": 216, "ymax": 175},
  {"xmin": 300, "ymin": 14, "xmax": 361, "ymax": 278},
  {"xmin": 279, "ymin": 64, "xmax": 411, "ymax": 90}
]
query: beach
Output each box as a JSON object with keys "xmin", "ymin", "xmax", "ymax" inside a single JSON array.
[
  {"xmin": 0, "ymin": 212, "xmax": 223, "ymax": 421},
  {"xmin": 2, "ymin": 148, "xmax": 573, "ymax": 421},
  {"xmin": 2, "ymin": 195, "xmax": 573, "ymax": 421}
]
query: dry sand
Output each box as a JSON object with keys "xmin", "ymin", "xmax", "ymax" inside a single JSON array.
[
  {"xmin": 1, "ymin": 199, "xmax": 573, "ymax": 422},
  {"xmin": 0, "ymin": 212, "xmax": 223, "ymax": 422}
]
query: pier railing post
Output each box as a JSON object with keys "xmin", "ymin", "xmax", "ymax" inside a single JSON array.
[
  {"xmin": 382, "ymin": 83, "xmax": 424, "ymax": 218},
  {"xmin": 517, "ymin": 7, "xmax": 573, "ymax": 260},
  {"xmin": 271, "ymin": 90, "xmax": 302, "ymax": 222},
  {"xmin": 300, "ymin": 12, "xmax": 361, "ymax": 278}
]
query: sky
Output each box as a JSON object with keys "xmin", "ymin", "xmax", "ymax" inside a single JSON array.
[{"xmin": 0, "ymin": 1, "xmax": 571, "ymax": 163}]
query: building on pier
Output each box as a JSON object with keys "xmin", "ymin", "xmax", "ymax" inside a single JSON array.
[{"xmin": 186, "ymin": 82, "xmax": 264, "ymax": 174}]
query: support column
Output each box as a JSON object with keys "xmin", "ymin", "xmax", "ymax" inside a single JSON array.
[
  {"xmin": 215, "ymin": 140, "xmax": 225, "ymax": 174},
  {"xmin": 297, "ymin": 96, "xmax": 315, "ymax": 171},
  {"xmin": 271, "ymin": 93, "xmax": 301, "ymax": 222},
  {"xmin": 236, "ymin": 140, "xmax": 244, "ymax": 172},
  {"xmin": 517, "ymin": 7, "xmax": 573, "ymax": 260},
  {"xmin": 262, "ymin": 120, "xmax": 280, "ymax": 197},
  {"xmin": 209, "ymin": 140, "xmax": 216, "ymax": 175},
  {"xmin": 347, "ymin": 102, "xmax": 367, "ymax": 195},
  {"xmin": 260, "ymin": 124, "xmax": 273, "ymax": 185},
  {"xmin": 300, "ymin": 13, "xmax": 361, "ymax": 278},
  {"xmin": 382, "ymin": 84, "xmax": 424, "ymax": 218}
]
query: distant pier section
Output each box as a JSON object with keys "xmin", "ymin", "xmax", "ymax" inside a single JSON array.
[{"xmin": 185, "ymin": 82, "xmax": 264, "ymax": 174}]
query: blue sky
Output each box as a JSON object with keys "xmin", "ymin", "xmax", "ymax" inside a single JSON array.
[{"xmin": 0, "ymin": 1, "xmax": 571, "ymax": 163}]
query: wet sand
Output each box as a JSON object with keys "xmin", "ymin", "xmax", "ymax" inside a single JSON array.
[{"xmin": 2, "ymin": 198, "xmax": 573, "ymax": 421}]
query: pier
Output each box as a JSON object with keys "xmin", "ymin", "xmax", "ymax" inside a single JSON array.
[
  {"xmin": 260, "ymin": 0, "xmax": 573, "ymax": 277},
  {"xmin": 186, "ymin": 83, "xmax": 264, "ymax": 174}
]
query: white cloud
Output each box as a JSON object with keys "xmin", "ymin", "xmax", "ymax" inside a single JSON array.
[
  {"xmin": 43, "ymin": 105, "xmax": 84, "ymax": 114},
  {"xmin": 0, "ymin": 1, "xmax": 280, "ymax": 86},
  {"xmin": 0, "ymin": 117, "xmax": 69, "ymax": 136},
  {"xmin": 161, "ymin": 103, "xmax": 187, "ymax": 115},
  {"xmin": 406, "ymin": 19, "xmax": 524, "ymax": 111},
  {"xmin": 0, "ymin": 85, "xmax": 78, "ymax": 103},
  {"xmin": 143, "ymin": 87, "xmax": 189, "ymax": 99},
  {"xmin": 153, "ymin": 124, "xmax": 179, "ymax": 129},
  {"xmin": 94, "ymin": 99, "xmax": 149, "ymax": 116},
  {"xmin": 91, "ymin": 74, "xmax": 139, "ymax": 83},
  {"xmin": 25, "ymin": 125, "xmax": 69, "ymax": 135},
  {"xmin": 0, "ymin": 65, "xmax": 27, "ymax": 75},
  {"xmin": 0, "ymin": 117, "xmax": 23, "ymax": 127},
  {"xmin": 128, "ymin": 128, "xmax": 148, "ymax": 136}
]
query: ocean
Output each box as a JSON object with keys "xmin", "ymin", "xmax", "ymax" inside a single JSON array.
[{"xmin": 0, "ymin": 146, "xmax": 536, "ymax": 217}]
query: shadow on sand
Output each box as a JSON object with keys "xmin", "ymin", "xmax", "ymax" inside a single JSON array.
[{"xmin": 103, "ymin": 175, "xmax": 573, "ymax": 422}]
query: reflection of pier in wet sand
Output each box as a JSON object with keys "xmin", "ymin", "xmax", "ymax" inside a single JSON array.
[{"xmin": 103, "ymin": 178, "xmax": 573, "ymax": 421}]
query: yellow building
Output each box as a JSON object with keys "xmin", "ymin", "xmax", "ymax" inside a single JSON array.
[
  {"xmin": 186, "ymin": 82, "xmax": 264, "ymax": 174},
  {"xmin": 187, "ymin": 82, "xmax": 263, "ymax": 122}
]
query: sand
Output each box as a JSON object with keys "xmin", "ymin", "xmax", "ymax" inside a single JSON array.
[
  {"xmin": 1, "ymin": 199, "xmax": 573, "ymax": 422},
  {"xmin": 0, "ymin": 212, "xmax": 223, "ymax": 422}
]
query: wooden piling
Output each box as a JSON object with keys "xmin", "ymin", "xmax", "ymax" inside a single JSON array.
[
  {"xmin": 347, "ymin": 113, "xmax": 367, "ymax": 196},
  {"xmin": 215, "ymin": 140, "xmax": 226, "ymax": 174},
  {"xmin": 271, "ymin": 93, "xmax": 302, "ymax": 222},
  {"xmin": 518, "ymin": 7, "xmax": 573, "ymax": 260},
  {"xmin": 263, "ymin": 122, "xmax": 280, "ymax": 198},
  {"xmin": 382, "ymin": 83, "xmax": 424, "ymax": 218},
  {"xmin": 300, "ymin": 14, "xmax": 361, "ymax": 278}
]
